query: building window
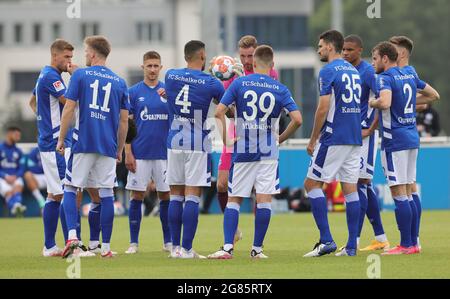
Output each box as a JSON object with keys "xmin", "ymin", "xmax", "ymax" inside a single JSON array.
[
  {"xmin": 33, "ymin": 23, "xmax": 42, "ymax": 43},
  {"xmin": 136, "ymin": 21, "xmax": 163, "ymax": 42},
  {"xmin": 81, "ymin": 22, "xmax": 100, "ymax": 40},
  {"xmin": 10, "ymin": 71, "xmax": 41, "ymax": 92},
  {"xmin": 52, "ymin": 23, "xmax": 61, "ymax": 40},
  {"xmin": 14, "ymin": 23, "xmax": 23, "ymax": 44}
]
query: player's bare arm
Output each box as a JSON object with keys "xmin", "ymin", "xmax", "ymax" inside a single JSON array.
[
  {"xmin": 369, "ymin": 90, "xmax": 392, "ymax": 110},
  {"xmin": 362, "ymin": 105, "xmax": 379, "ymax": 138},
  {"xmin": 215, "ymin": 103, "xmax": 236, "ymax": 147},
  {"xmin": 29, "ymin": 95, "xmax": 37, "ymax": 114},
  {"xmin": 307, "ymin": 94, "xmax": 330, "ymax": 156},
  {"xmin": 117, "ymin": 109, "xmax": 129, "ymax": 163},
  {"xmin": 279, "ymin": 110, "xmax": 302, "ymax": 144},
  {"xmin": 416, "ymin": 84, "xmax": 440, "ymax": 105},
  {"xmin": 56, "ymin": 98, "xmax": 77, "ymax": 155}
]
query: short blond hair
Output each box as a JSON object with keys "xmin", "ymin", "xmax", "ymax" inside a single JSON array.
[
  {"xmin": 254, "ymin": 45, "xmax": 274, "ymax": 67},
  {"xmin": 50, "ymin": 39, "xmax": 74, "ymax": 53},
  {"xmin": 238, "ymin": 35, "xmax": 258, "ymax": 49},
  {"xmin": 84, "ymin": 35, "xmax": 111, "ymax": 58}
]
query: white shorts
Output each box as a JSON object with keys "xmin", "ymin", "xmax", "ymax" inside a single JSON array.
[
  {"xmin": 166, "ymin": 149, "xmax": 211, "ymax": 187},
  {"xmin": 228, "ymin": 160, "xmax": 279, "ymax": 198},
  {"xmin": 381, "ymin": 149, "xmax": 418, "ymax": 186},
  {"xmin": 0, "ymin": 177, "xmax": 24, "ymax": 198},
  {"xmin": 359, "ymin": 130, "xmax": 379, "ymax": 180},
  {"xmin": 126, "ymin": 159, "xmax": 170, "ymax": 192},
  {"xmin": 65, "ymin": 153, "xmax": 117, "ymax": 189},
  {"xmin": 40, "ymin": 149, "xmax": 71, "ymax": 195},
  {"xmin": 33, "ymin": 174, "xmax": 48, "ymax": 190},
  {"xmin": 307, "ymin": 143, "xmax": 361, "ymax": 184}
]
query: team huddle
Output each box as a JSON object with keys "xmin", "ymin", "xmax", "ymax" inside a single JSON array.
[{"xmin": 27, "ymin": 29, "xmax": 439, "ymax": 260}]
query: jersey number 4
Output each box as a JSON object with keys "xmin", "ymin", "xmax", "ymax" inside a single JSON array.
[
  {"xmin": 175, "ymin": 84, "xmax": 192, "ymax": 113},
  {"xmin": 89, "ymin": 80, "xmax": 111, "ymax": 113}
]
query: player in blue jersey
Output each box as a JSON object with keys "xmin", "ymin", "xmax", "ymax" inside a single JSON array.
[
  {"xmin": 24, "ymin": 147, "xmax": 47, "ymax": 210},
  {"xmin": 0, "ymin": 127, "xmax": 26, "ymax": 217},
  {"xmin": 57, "ymin": 36, "xmax": 129, "ymax": 258},
  {"xmin": 124, "ymin": 50, "xmax": 172, "ymax": 254},
  {"xmin": 165, "ymin": 40, "xmax": 224, "ymax": 259},
  {"xmin": 303, "ymin": 30, "xmax": 362, "ymax": 257},
  {"xmin": 208, "ymin": 45, "xmax": 302, "ymax": 259},
  {"xmin": 389, "ymin": 36, "xmax": 440, "ymax": 252},
  {"xmin": 342, "ymin": 35, "xmax": 390, "ymax": 251},
  {"xmin": 369, "ymin": 41, "xmax": 437, "ymax": 255}
]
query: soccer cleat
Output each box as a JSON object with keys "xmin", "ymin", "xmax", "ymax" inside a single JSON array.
[
  {"xmin": 62, "ymin": 239, "xmax": 79, "ymax": 259},
  {"xmin": 168, "ymin": 246, "xmax": 181, "ymax": 258},
  {"xmin": 250, "ymin": 249, "xmax": 268, "ymax": 259},
  {"xmin": 11, "ymin": 202, "xmax": 27, "ymax": 217},
  {"xmin": 335, "ymin": 247, "xmax": 357, "ymax": 257},
  {"xmin": 234, "ymin": 229, "xmax": 243, "ymax": 245},
  {"xmin": 101, "ymin": 251, "xmax": 114, "ymax": 258},
  {"xmin": 42, "ymin": 246, "xmax": 63, "ymax": 257},
  {"xmin": 88, "ymin": 244, "xmax": 102, "ymax": 254},
  {"xmin": 303, "ymin": 241, "xmax": 337, "ymax": 257},
  {"xmin": 207, "ymin": 247, "xmax": 233, "ymax": 259},
  {"xmin": 359, "ymin": 240, "xmax": 390, "ymax": 251},
  {"xmin": 410, "ymin": 245, "xmax": 421, "ymax": 254},
  {"xmin": 381, "ymin": 245, "xmax": 415, "ymax": 255},
  {"xmin": 125, "ymin": 244, "xmax": 138, "ymax": 254},
  {"xmin": 73, "ymin": 248, "xmax": 96, "ymax": 257},
  {"xmin": 162, "ymin": 242, "xmax": 173, "ymax": 253},
  {"xmin": 179, "ymin": 248, "xmax": 206, "ymax": 259},
  {"xmin": 79, "ymin": 244, "xmax": 88, "ymax": 252}
]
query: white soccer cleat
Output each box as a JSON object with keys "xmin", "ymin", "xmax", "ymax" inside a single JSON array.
[
  {"xmin": 303, "ymin": 241, "xmax": 337, "ymax": 258},
  {"xmin": 42, "ymin": 246, "xmax": 63, "ymax": 257},
  {"xmin": 162, "ymin": 242, "xmax": 173, "ymax": 253},
  {"xmin": 11, "ymin": 202, "xmax": 27, "ymax": 216},
  {"xmin": 250, "ymin": 249, "xmax": 268, "ymax": 259},
  {"xmin": 72, "ymin": 248, "xmax": 96, "ymax": 257},
  {"xmin": 207, "ymin": 247, "xmax": 233, "ymax": 259},
  {"xmin": 168, "ymin": 246, "xmax": 181, "ymax": 258},
  {"xmin": 179, "ymin": 248, "xmax": 206, "ymax": 259},
  {"xmin": 88, "ymin": 244, "xmax": 102, "ymax": 254},
  {"xmin": 125, "ymin": 244, "xmax": 138, "ymax": 254}
]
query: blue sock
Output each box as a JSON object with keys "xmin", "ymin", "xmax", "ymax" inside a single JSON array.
[
  {"xmin": 159, "ymin": 200, "xmax": 171, "ymax": 244},
  {"xmin": 254, "ymin": 203, "xmax": 272, "ymax": 248},
  {"xmin": 88, "ymin": 202, "xmax": 101, "ymax": 242},
  {"xmin": 366, "ymin": 183, "xmax": 385, "ymax": 236},
  {"xmin": 409, "ymin": 197, "xmax": 418, "ymax": 246},
  {"xmin": 99, "ymin": 189, "xmax": 114, "ymax": 244},
  {"xmin": 168, "ymin": 196, "xmax": 184, "ymax": 247},
  {"xmin": 308, "ymin": 188, "xmax": 333, "ymax": 243},
  {"xmin": 345, "ymin": 192, "xmax": 360, "ymax": 250},
  {"xmin": 62, "ymin": 187, "xmax": 78, "ymax": 234},
  {"xmin": 128, "ymin": 199, "xmax": 142, "ymax": 244},
  {"xmin": 223, "ymin": 203, "xmax": 240, "ymax": 245},
  {"xmin": 412, "ymin": 192, "xmax": 421, "ymax": 239},
  {"xmin": 357, "ymin": 184, "xmax": 368, "ymax": 238},
  {"xmin": 182, "ymin": 196, "xmax": 200, "ymax": 251},
  {"xmin": 394, "ymin": 196, "xmax": 412, "ymax": 247},
  {"xmin": 60, "ymin": 202, "xmax": 68, "ymax": 242},
  {"xmin": 43, "ymin": 199, "xmax": 60, "ymax": 249},
  {"xmin": 77, "ymin": 211, "xmax": 81, "ymax": 241}
]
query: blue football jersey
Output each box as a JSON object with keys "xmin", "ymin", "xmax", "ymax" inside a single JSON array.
[
  {"xmin": 318, "ymin": 59, "xmax": 362, "ymax": 146},
  {"xmin": 26, "ymin": 147, "xmax": 44, "ymax": 174},
  {"xmin": 128, "ymin": 81, "xmax": 169, "ymax": 160},
  {"xmin": 377, "ymin": 66, "xmax": 420, "ymax": 152},
  {"xmin": 65, "ymin": 66, "xmax": 130, "ymax": 158},
  {"xmin": 220, "ymin": 74, "xmax": 298, "ymax": 162},
  {"xmin": 402, "ymin": 65, "xmax": 427, "ymax": 90},
  {"xmin": 165, "ymin": 68, "xmax": 225, "ymax": 152},
  {"xmin": 0, "ymin": 142, "xmax": 25, "ymax": 178},
  {"xmin": 33, "ymin": 66, "xmax": 72, "ymax": 152},
  {"xmin": 356, "ymin": 60, "xmax": 378, "ymax": 129}
]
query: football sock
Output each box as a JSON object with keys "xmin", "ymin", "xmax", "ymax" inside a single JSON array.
[
  {"xmin": 394, "ymin": 195, "xmax": 412, "ymax": 248},
  {"xmin": 168, "ymin": 195, "xmax": 184, "ymax": 247},
  {"xmin": 308, "ymin": 188, "xmax": 333, "ymax": 243},
  {"xmin": 366, "ymin": 183, "xmax": 386, "ymax": 236},
  {"xmin": 128, "ymin": 199, "xmax": 142, "ymax": 244},
  {"xmin": 357, "ymin": 183, "xmax": 368, "ymax": 238},
  {"xmin": 182, "ymin": 195, "xmax": 200, "ymax": 251},
  {"xmin": 254, "ymin": 202, "xmax": 272, "ymax": 248},
  {"xmin": 408, "ymin": 196, "xmax": 418, "ymax": 246},
  {"xmin": 60, "ymin": 202, "xmax": 68, "ymax": 242},
  {"xmin": 32, "ymin": 189, "xmax": 46, "ymax": 208},
  {"xmin": 412, "ymin": 192, "xmax": 421, "ymax": 239},
  {"xmin": 224, "ymin": 202, "xmax": 240, "ymax": 248},
  {"xmin": 43, "ymin": 198, "xmax": 60, "ymax": 249},
  {"xmin": 88, "ymin": 202, "xmax": 101, "ymax": 242},
  {"xmin": 159, "ymin": 199, "xmax": 171, "ymax": 244},
  {"xmin": 62, "ymin": 185, "xmax": 78, "ymax": 239},
  {"xmin": 99, "ymin": 189, "xmax": 114, "ymax": 244},
  {"xmin": 345, "ymin": 192, "xmax": 360, "ymax": 250}
]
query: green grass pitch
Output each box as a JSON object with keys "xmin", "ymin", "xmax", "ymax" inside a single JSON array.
[{"xmin": 1, "ymin": 210, "xmax": 450, "ymax": 279}]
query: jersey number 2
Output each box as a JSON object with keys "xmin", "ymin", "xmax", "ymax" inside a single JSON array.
[{"xmin": 403, "ymin": 83, "xmax": 414, "ymax": 114}]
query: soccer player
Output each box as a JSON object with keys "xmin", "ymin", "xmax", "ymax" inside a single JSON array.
[
  {"xmin": 342, "ymin": 35, "xmax": 390, "ymax": 251},
  {"xmin": 303, "ymin": 30, "xmax": 362, "ymax": 257},
  {"xmin": 369, "ymin": 41, "xmax": 437, "ymax": 255},
  {"xmin": 208, "ymin": 45, "xmax": 302, "ymax": 259},
  {"xmin": 0, "ymin": 127, "xmax": 26, "ymax": 216},
  {"xmin": 165, "ymin": 40, "xmax": 225, "ymax": 259},
  {"xmin": 389, "ymin": 36, "xmax": 440, "ymax": 251},
  {"xmin": 124, "ymin": 50, "xmax": 171, "ymax": 254},
  {"xmin": 24, "ymin": 147, "xmax": 47, "ymax": 210},
  {"xmin": 57, "ymin": 35, "xmax": 129, "ymax": 258}
]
